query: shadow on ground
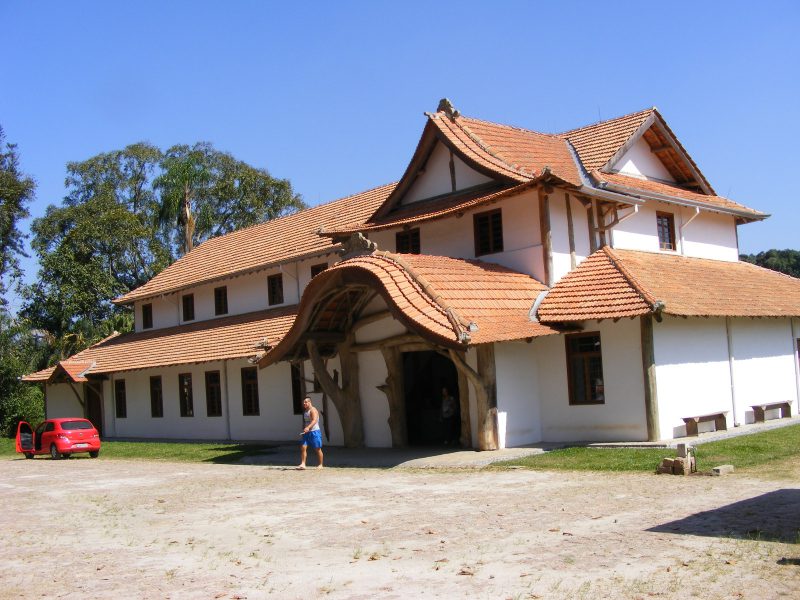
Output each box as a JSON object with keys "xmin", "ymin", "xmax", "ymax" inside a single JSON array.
[{"xmin": 648, "ymin": 489, "xmax": 800, "ymax": 543}]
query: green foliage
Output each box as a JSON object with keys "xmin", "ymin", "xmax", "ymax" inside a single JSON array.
[
  {"xmin": 0, "ymin": 311, "xmax": 45, "ymax": 436},
  {"xmin": 740, "ymin": 249, "xmax": 800, "ymax": 278},
  {"xmin": 155, "ymin": 142, "xmax": 305, "ymax": 254},
  {"xmin": 0, "ymin": 126, "xmax": 36, "ymax": 304},
  {"xmin": 22, "ymin": 144, "xmax": 166, "ymax": 347}
]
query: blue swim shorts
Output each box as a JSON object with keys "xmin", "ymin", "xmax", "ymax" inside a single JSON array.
[{"xmin": 302, "ymin": 430, "xmax": 323, "ymax": 448}]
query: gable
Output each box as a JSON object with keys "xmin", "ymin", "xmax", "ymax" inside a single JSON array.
[
  {"xmin": 613, "ymin": 137, "xmax": 675, "ymax": 182},
  {"xmin": 401, "ymin": 141, "xmax": 494, "ymax": 205}
]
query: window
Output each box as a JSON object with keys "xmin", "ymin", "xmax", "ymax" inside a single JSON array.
[
  {"xmin": 149, "ymin": 376, "xmax": 163, "ymax": 418},
  {"xmin": 396, "ymin": 228, "xmax": 421, "ymax": 254},
  {"xmin": 267, "ymin": 274, "xmax": 284, "ymax": 306},
  {"xmin": 205, "ymin": 371, "xmax": 222, "ymax": 417},
  {"xmin": 179, "ymin": 373, "xmax": 194, "ymax": 417},
  {"xmin": 473, "ymin": 209, "xmax": 503, "ymax": 256},
  {"xmin": 142, "ymin": 303, "xmax": 153, "ymax": 329},
  {"xmin": 291, "ymin": 363, "xmax": 305, "ymax": 414},
  {"xmin": 565, "ymin": 332, "xmax": 605, "ymax": 405},
  {"xmin": 656, "ymin": 212, "xmax": 676, "ymax": 251},
  {"xmin": 241, "ymin": 367, "xmax": 259, "ymax": 416},
  {"xmin": 214, "ymin": 286, "xmax": 228, "ymax": 316},
  {"xmin": 310, "ymin": 263, "xmax": 327, "ymax": 278},
  {"xmin": 182, "ymin": 294, "xmax": 195, "ymax": 321},
  {"xmin": 114, "ymin": 379, "xmax": 127, "ymax": 418}
]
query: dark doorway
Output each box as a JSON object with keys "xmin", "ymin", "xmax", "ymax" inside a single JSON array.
[
  {"xmin": 402, "ymin": 351, "xmax": 459, "ymax": 446},
  {"xmin": 85, "ymin": 380, "xmax": 103, "ymax": 436}
]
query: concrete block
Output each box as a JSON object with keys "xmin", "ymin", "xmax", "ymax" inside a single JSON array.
[{"xmin": 711, "ymin": 464, "xmax": 734, "ymax": 476}]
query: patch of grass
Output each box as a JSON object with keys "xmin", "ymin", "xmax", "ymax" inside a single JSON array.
[
  {"xmin": 494, "ymin": 424, "xmax": 800, "ymax": 473},
  {"xmin": 0, "ymin": 436, "xmax": 276, "ymax": 463},
  {"xmin": 494, "ymin": 446, "xmax": 675, "ymax": 472},
  {"xmin": 693, "ymin": 424, "xmax": 800, "ymax": 471}
]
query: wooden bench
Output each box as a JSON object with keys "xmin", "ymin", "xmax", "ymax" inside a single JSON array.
[
  {"xmin": 682, "ymin": 412, "xmax": 728, "ymax": 437},
  {"xmin": 751, "ymin": 401, "xmax": 792, "ymax": 423}
]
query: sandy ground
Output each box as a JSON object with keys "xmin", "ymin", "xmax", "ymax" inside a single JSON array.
[{"xmin": 0, "ymin": 456, "xmax": 798, "ymax": 600}]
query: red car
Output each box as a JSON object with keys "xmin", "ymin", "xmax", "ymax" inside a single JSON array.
[{"xmin": 16, "ymin": 418, "xmax": 101, "ymax": 459}]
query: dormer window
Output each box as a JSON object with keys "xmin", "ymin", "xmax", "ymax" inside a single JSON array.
[
  {"xmin": 214, "ymin": 286, "xmax": 228, "ymax": 316},
  {"xmin": 396, "ymin": 228, "xmax": 421, "ymax": 254},
  {"xmin": 182, "ymin": 294, "xmax": 195, "ymax": 321},
  {"xmin": 142, "ymin": 303, "xmax": 153, "ymax": 329},
  {"xmin": 474, "ymin": 209, "xmax": 503, "ymax": 256},
  {"xmin": 656, "ymin": 212, "xmax": 676, "ymax": 251},
  {"xmin": 268, "ymin": 274, "xmax": 284, "ymax": 306}
]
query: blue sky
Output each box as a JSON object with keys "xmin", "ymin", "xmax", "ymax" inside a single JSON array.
[{"xmin": 2, "ymin": 1, "xmax": 798, "ymax": 308}]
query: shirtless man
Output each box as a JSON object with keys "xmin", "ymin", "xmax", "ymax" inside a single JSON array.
[{"xmin": 298, "ymin": 397, "xmax": 323, "ymax": 469}]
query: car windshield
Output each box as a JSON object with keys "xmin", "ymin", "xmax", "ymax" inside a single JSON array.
[{"xmin": 61, "ymin": 420, "xmax": 93, "ymax": 431}]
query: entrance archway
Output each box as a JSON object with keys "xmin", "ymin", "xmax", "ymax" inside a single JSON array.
[{"xmin": 402, "ymin": 351, "xmax": 459, "ymax": 446}]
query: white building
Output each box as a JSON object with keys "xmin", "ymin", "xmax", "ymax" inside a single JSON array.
[{"xmin": 25, "ymin": 100, "xmax": 800, "ymax": 449}]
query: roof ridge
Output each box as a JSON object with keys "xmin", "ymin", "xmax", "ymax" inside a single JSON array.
[
  {"xmin": 601, "ymin": 246, "xmax": 659, "ymax": 308},
  {"xmin": 457, "ymin": 114, "xmax": 561, "ymax": 138},
  {"xmin": 558, "ymin": 107, "xmax": 656, "ymax": 136},
  {"xmin": 435, "ymin": 114, "xmax": 529, "ymax": 178}
]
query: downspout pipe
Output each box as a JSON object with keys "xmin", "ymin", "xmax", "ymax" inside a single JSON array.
[
  {"xmin": 792, "ymin": 319, "xmax": 800, "ymax": 412},
  {"xmin": 725, "ymin": 317, "xmax": 740, "ymax": 427},
  {"xmin": 679, "ymin": 207, "xmax": 701, "ymax": 256}
]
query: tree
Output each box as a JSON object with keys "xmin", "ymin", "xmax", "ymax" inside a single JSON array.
[
  {"xmin": 23, "ymin": 144, "xmax": 168, "ymax": 344},
  {"xmin": 740, "ymin": 249, "xmax": 800, "ymax": 278},
  {"xmin": 0, "ymin": 311, "xmax": 46, "ymax": 436},
  {"xmin": 0, "ymin": 126, "xmax": 36, "ymax": 304},
  {"xmin": 155, "ymin": 143, "xmax": 305, "ymax": 255}
]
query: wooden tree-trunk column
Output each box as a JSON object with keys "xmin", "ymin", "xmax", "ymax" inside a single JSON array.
[
  {"xmin": 378, "ymin": 346, "xmax": 407, "ymax": 447},
  {"xmin": 640, "ymin": 315, "xmax": 660, "ymax": 442},
  {"xmin": 455, "ymin": 354, "xmax": 472, "ymax": 448},
  {"xmin": 448, "ymin": 345, "xmax": 498, "ymax": 451},
  {"xmin": 307, "ymin": 338, "xmax": 365, "ymax": 448}
]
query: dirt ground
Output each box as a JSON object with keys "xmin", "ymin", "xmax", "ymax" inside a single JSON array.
[{"xmin": 0, "ymin": 456, "xmax": 798, "ymax": 600}]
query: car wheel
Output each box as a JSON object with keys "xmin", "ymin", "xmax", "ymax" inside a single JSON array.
[
  {"xmin": 25, "ymin": 452, "xmax": 34, "ymax": 459},
  {"xmin": 89, "ymin": 450, "xmax": 99, "ymax": 458},
  {"xmin": 50, "ymin": 444, "xmax": 60, "ymax": 460}
]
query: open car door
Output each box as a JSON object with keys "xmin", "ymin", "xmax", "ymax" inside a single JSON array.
[{"xmin": 16, "ymin": 421, "xmax": 34, "ymax": 457}]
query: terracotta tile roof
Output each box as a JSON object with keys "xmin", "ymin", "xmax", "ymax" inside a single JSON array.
[
  {"xmin": 22, "ymin": 307, "xmax": 298, "ymax": 381},
  {"xmin": 595, "ymin": 172, "xmax": 764, "ymax": 218},
  {"xmin": 114, "ymin": 183, "xmax": 395, "ymax": 305},
  {"xmin": 538, "ymin": 247, "xmax": 800, "ymax": 322},
  {"xmin": 444, "ymin": 115, "xmax": 583, "ymax": 186},
  {"xmin": 322, "ymin": 182, "xmax": 533, "ymax": 236},
  {"xmin": 262, "ymin": 252, "xmax": 559, "ymax": 365},
  {"xmin": 57, "ymin": 360, "xmax": 95, "ymax": 382},
  {"xmin": 559, "ymin": 108, "xmax": 655, "ymax": 171}
]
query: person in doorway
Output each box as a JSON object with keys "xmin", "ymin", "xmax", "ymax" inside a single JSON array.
[
  {"xmin": 298, "ymin": 397, "xmax": 323, "ymax": 469},
  {"xmin": 440, "ymin": 386, "xmax": 458, "ymax": 445}
]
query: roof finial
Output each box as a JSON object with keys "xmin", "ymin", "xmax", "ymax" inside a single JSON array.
[{"xmin": 437, "ymin": 98, "xmax": 460, "ymax": 119}]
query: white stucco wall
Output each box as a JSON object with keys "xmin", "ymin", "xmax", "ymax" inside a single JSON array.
[
  {"xmin": 495, "ymin": 341, "xmax": 542, "ymax": 446},
  {"xmin": 729, "ymin": 318, "xmax": 798, "ymax": 423},
  {"xmin": 402, "ymin": 142, "xmax": 492, "ymax": 204},
  {"xmin": 354, "ymin": 311, "xmax": 408, "ymax": 448},
  {"xmin": 610, "ymin": 200, "xmax": 739, "ymax": 261},
  {"xmin": 550, "ymin": 190, "xmax": 592, "ymax": 283},
  {"xmin": 653, "ymin": 317, "xmax": 733, "ymax": 438},
  {"xmin": 535, "ymin": 319, "xmax": 648, "ymax": 442},
  {"xmin": 614, "ymin": 137, "xmax": 675, "ymax": 182},
  {"xmin": 653, "ymin": 316, "xmax": 799, "ymax": 437},
  {"xmin": 46, "ymin": 384, "xmax": 83, "ymax": 419},
  {"xmin": 371, "ymin": 189, "xmax": 546, "ymax": 282},
  {"xmin": 134, "ymin": 259, "xmax": 325, "ymax": 333}
]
